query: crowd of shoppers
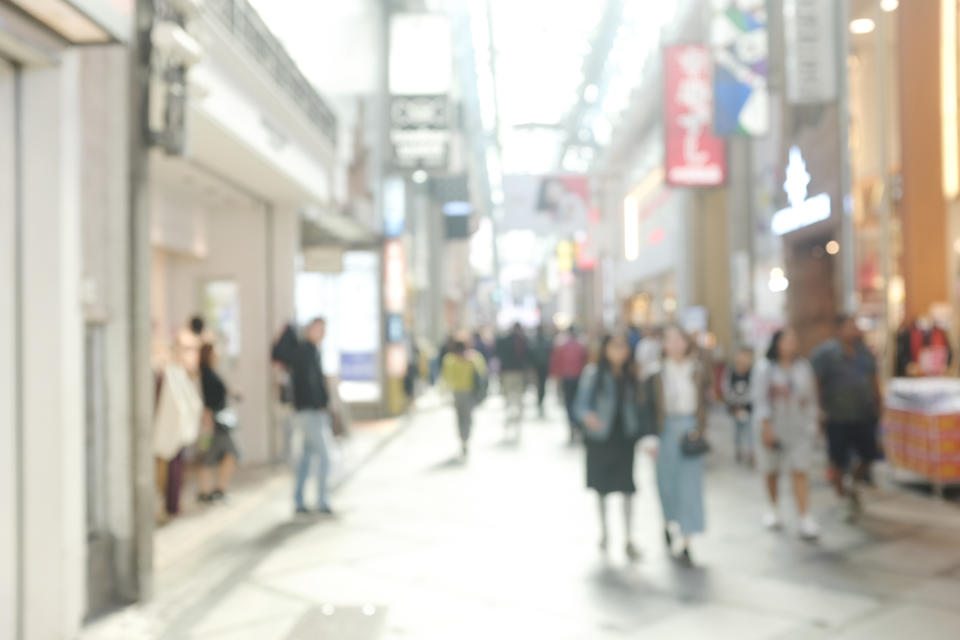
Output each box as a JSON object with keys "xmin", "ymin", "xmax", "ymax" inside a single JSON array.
[
  {"xmin": 160, "ymin": 305, "xmax": 885, "ymax": 566},
  {"xmin": 425, "ymin": 311, "xmax": 882, "ymax": 566}
]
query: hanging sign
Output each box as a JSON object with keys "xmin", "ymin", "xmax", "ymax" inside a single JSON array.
[{"xmin": 664, "ymin": 45, "xmax": 727, "ymax": 187}]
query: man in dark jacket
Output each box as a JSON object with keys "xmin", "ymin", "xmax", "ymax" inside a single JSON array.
[
  {"xmin": 282, "ymin": 317, "xmax": 333, "ymax": 515},
  {"xmin": 496, "ymin": 322, "xmax": 531, "ymax": 438}
]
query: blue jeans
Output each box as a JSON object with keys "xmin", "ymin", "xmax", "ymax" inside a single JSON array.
[{"xmin": 294, "ymin": 409, "xmax": 332, "ymax": 510}]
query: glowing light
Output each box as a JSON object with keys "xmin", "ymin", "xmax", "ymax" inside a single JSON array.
[
  {"xmin": 663, "ymin": 296, "xmax": 677, "ymax": 313},
  {"xmin": 412, "ymin": 169, "xmax": 428, "ymax": 184},
  {"xmin": 849, "ymin": 19, "xmax": 876, "ymax": 35},
  {"xmin": 768, "ymin": 268, "xmax": 790, "ymax": 292},
  {"xmin": 881, "ymin": 0, "xmax": 899, "ymax": 12},
  {"xmin": 943, "ymin": 0, "xmax": 960, "ymax": 199},
  {"xmin": 771, "ymin": 147, "xmax": 831, "ymax": 235},
  {"xmin": 825, "ymin": 240, "xmax": 840, "ymax": 255}
]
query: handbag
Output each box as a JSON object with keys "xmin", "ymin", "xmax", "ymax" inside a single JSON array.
[
  {"xmin": 216, "ymin": 407, "xmax": 238, "ymax": 429},
  {"xmin": 681, "ymin": 430, "xmax": 710, "ymax": 457}
]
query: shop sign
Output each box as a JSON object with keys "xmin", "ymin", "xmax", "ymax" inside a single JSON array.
[
  {"xmin": 390, "ymin": 94, "xmax": 449, "ymax": 168},
  {"xmin": 383, "ymin": 176, "xmax": 406, "ymax": 238},
  {"xmin": 664, "ymin": 45, "xmax": 727, "ymax": 187},
  {"xmin": 771, "ymin": 146, "xmax": 831, "ymax": 235},
  {"xmin": 783, "ymin": 0, "xmax": 837, "ymax": 104},
  {"xmin": 340, "ymin": 352, "xmax": 378, "ymax": 382},
  {"xmin": 302, "ymin": 247, "xmax": 344, "ymax": 273},
  {"xmin": 711, "ymin": 0, "xmax": 769, "ymax": 136},
  {"xmin": 384, "ymin": 239, "xmax": 406, "ymax": 314}
]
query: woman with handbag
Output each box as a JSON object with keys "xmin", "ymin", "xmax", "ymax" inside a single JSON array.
[
  {"xmin": 197, "ymin": 343, "xmax": 240, "ymax": 502},
  {"xmin": 754, "ymin": 327, "xmax": 820, "ymax": 539},
  {"xmin": 653, "ymin": 324, "xmax": 709, "ymax": 565},
  {"xmin": 574, "ymin": 331, "xmax": 656, "ymax": 561},
  {"xmin": 442, "ymin": 339, "xmax": 488, "ymax": 459}
]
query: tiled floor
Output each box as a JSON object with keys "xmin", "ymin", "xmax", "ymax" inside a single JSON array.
[{"xmin": 81, "ymin": 392, "xmax": 960, "ymax": 640}]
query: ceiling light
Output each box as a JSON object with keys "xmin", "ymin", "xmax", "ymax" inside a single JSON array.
[
  {"xmin": 10, "ymin": 0, "xmax": 111, "ymax": 43},
  {"xmin": 881, "ymin": 0, "xmax": 899, "ymax": 11},
  {"xmin": 584, "ymin": 83, "xmax": 599, "ymax": 103},
  {"xmin": 411, "ymin": 169, "xmax": 428, "ymax": 184},
  {"xmin": 850, "ymin": 19, "xmax": 876, "ymax": 35},
  {"xmin": 826, "ymin": 240, "xmax": 840, "ymax": 255}
]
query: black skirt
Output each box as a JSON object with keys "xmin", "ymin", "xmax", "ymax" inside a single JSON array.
[
  {"xmin": 586, "ymin": 374, "xmax": 636, "ymax": 495},
  {"xmin": 586, "ymin": 439, "xmax": 636, "ymax": 495}
]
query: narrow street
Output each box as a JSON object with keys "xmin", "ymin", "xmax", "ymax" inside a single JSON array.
[{"xmin": 83, "ymin": 392, "xmax": 960, "ymax": 640}]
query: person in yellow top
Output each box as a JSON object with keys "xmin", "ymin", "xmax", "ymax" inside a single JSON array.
[{"xmin": 442, "ymin": 340, "xmax": 487, "ymax": 458}]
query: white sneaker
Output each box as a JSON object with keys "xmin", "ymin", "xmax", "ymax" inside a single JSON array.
[
  {"xmin": 762, "ymin": 510, "xmax": 781, "ymax": 530},
  {"xmin": 799, "ymin": 515, "xmax": 820, "ymax": 540}
]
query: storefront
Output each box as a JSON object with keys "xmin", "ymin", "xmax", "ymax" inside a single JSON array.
[
  {"xmin": 0, "ymin": 2, "xmax": 135, "ymax": 636},
  {"xmin": 149, "ymin": 152, "xmax": 298, "ymax": 466},
  {"xmin": 617, "ymin": 175, "xmax": 693, "ymax": 327}
]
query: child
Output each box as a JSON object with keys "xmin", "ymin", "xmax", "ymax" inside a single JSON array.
[{"xmin": 724, "ymin": 347, "xmax": 755, "ymax": 467}]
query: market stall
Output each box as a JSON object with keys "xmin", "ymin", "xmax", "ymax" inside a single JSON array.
[{"xmin": 882, "ymin": 378, "xmax": 960, "ymax": 496}]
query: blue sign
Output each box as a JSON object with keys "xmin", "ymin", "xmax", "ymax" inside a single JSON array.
[
  {"xmin": 340, "ymin": 352, "xmax": 377, "ymax": 382},
  {"xmin": 386, "ymin": 314, "xmax": 405, "ymax": 343},
  {"xmin": 383, "ymin": 177, "xmax": 406, "ymax": 237},
  {"xmin": 443, "ymin": 201, "xmax": 472, "ymax": 216}
]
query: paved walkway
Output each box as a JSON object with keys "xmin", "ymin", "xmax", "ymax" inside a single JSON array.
[{"xmin": 82, "ymin": 391, "xmax": 960, "ymax": 639}]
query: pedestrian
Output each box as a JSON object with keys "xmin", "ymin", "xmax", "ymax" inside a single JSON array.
[
  {"xmin": 754, "ymin": 328, "xmax": 820, "ymax": 539},
  {"xmin": 197, "ymin": 343, "xmax": 239, "ymax": 503},
  {"xmin": 550, "ymin": 325, "xmax": 589, "ymax": 444},
  {"xmin": 442, "ymin": 340, "xmax": 488, "ymax": 459},
  {"xmin": 496, "ymin": 322, "xmax": 531, "ymax": 439},
  {"xmin": 532, "ymin": 323, "xmax": 553, "ymax": 418},
  {"xmin": 575, "ymin": 331, "xmax": 656, "ymax": 561},
  {"xmin": 288, "ymin": 317, "xmax": 334, "ymax": 515},
  {"xmin": 653, "ymin": 324, "xmax": 710, "ymax": 565},
  {"xmin": 811, "ymin": 314, "xmax": 881, "ymax": 520},
  {"xmin": 724, "ymin": 346, "xmax": 755, "ymax": 467}
]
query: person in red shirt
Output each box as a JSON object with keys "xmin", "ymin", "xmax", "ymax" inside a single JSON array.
[{"xmin": 550, "ymin": 326, "xmax": 590, "ymax": 444}]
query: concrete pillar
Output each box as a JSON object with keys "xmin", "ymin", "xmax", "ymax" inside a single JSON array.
[
  {"xmin": 899, "ymin": 0, "xmax": 949, "ymax": 319},
  {"xmin": 20, "ymin": 53, "xmax": 87, "ymax": 638}
]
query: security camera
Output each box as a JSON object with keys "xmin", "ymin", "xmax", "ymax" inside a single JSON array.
[{"xmin": 152, "ymin": 21, "xmax": 204, "ymax": 67}]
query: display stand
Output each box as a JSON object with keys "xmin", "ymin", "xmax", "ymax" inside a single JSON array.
[{"xmin": 881, "ymin": 378, "xmax": 960, "ymax": 498}]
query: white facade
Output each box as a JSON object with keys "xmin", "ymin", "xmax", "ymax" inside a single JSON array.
[
  {"xmin": 0, "ymin": 16, "xmax": 109, "ymax": 635},
  {"xmin": 0, "ymin": 1, "xmax": 354, "ymax": 637}
]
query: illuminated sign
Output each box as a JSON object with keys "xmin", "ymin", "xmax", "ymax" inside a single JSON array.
[
  {"xmin": 664, "ymin": 45, "xmax": 727, "ymax": 187},
  {"xmin": 770, "ymin": 147, "xmax": 831, "ymax": 235},
  {"xmin": 384, "ymin": 239, "xmax": 406, "ymax": 313}
]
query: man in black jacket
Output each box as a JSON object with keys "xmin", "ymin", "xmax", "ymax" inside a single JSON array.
[{"xmin": 285, "ymin": 318, "xmax": 333, "ymax": 515}]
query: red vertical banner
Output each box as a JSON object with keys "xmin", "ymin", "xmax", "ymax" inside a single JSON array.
[{"xmin": 664, "ymin": 45, "xmax": 727, "ymax": 187}]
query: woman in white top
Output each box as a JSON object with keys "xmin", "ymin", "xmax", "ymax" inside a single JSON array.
[
  {"xmin": 754, "ymin": 327, "xmax": 819, "ymax": 539},
  {"xmin": 653, "ymin": 325, "xmax": 709, "ymax": 565}
]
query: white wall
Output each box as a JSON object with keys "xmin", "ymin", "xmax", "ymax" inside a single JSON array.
[
  {"xmin": 0, "ymin": 56, "xmax": 19, "ymax": 640},
  {"xmin": 79, "ymin": 44, "xmax": 138, "ymax": 601},
  {"xmin": 20, "ymin": 53, "xmax": 86, "ymax": 639}
]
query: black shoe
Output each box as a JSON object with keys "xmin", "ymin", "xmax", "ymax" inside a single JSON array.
[
  {"xmin": 664, "ymin": 528, "xmax": 673, "ymax": 548},
  {"xmin": 625, "ymin": 543, "xmax": 642, "ymax": 563},
  {"xmin": 210, "ymin": 489, "xmax": 225, "ymax": 502},
  {"xmin": 295, "ymin": 506, "xmax": 309, "ymax": 516},
  {"xmin": 197, "ymin": 493, "xmax": 213, "ymax": 504}
]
